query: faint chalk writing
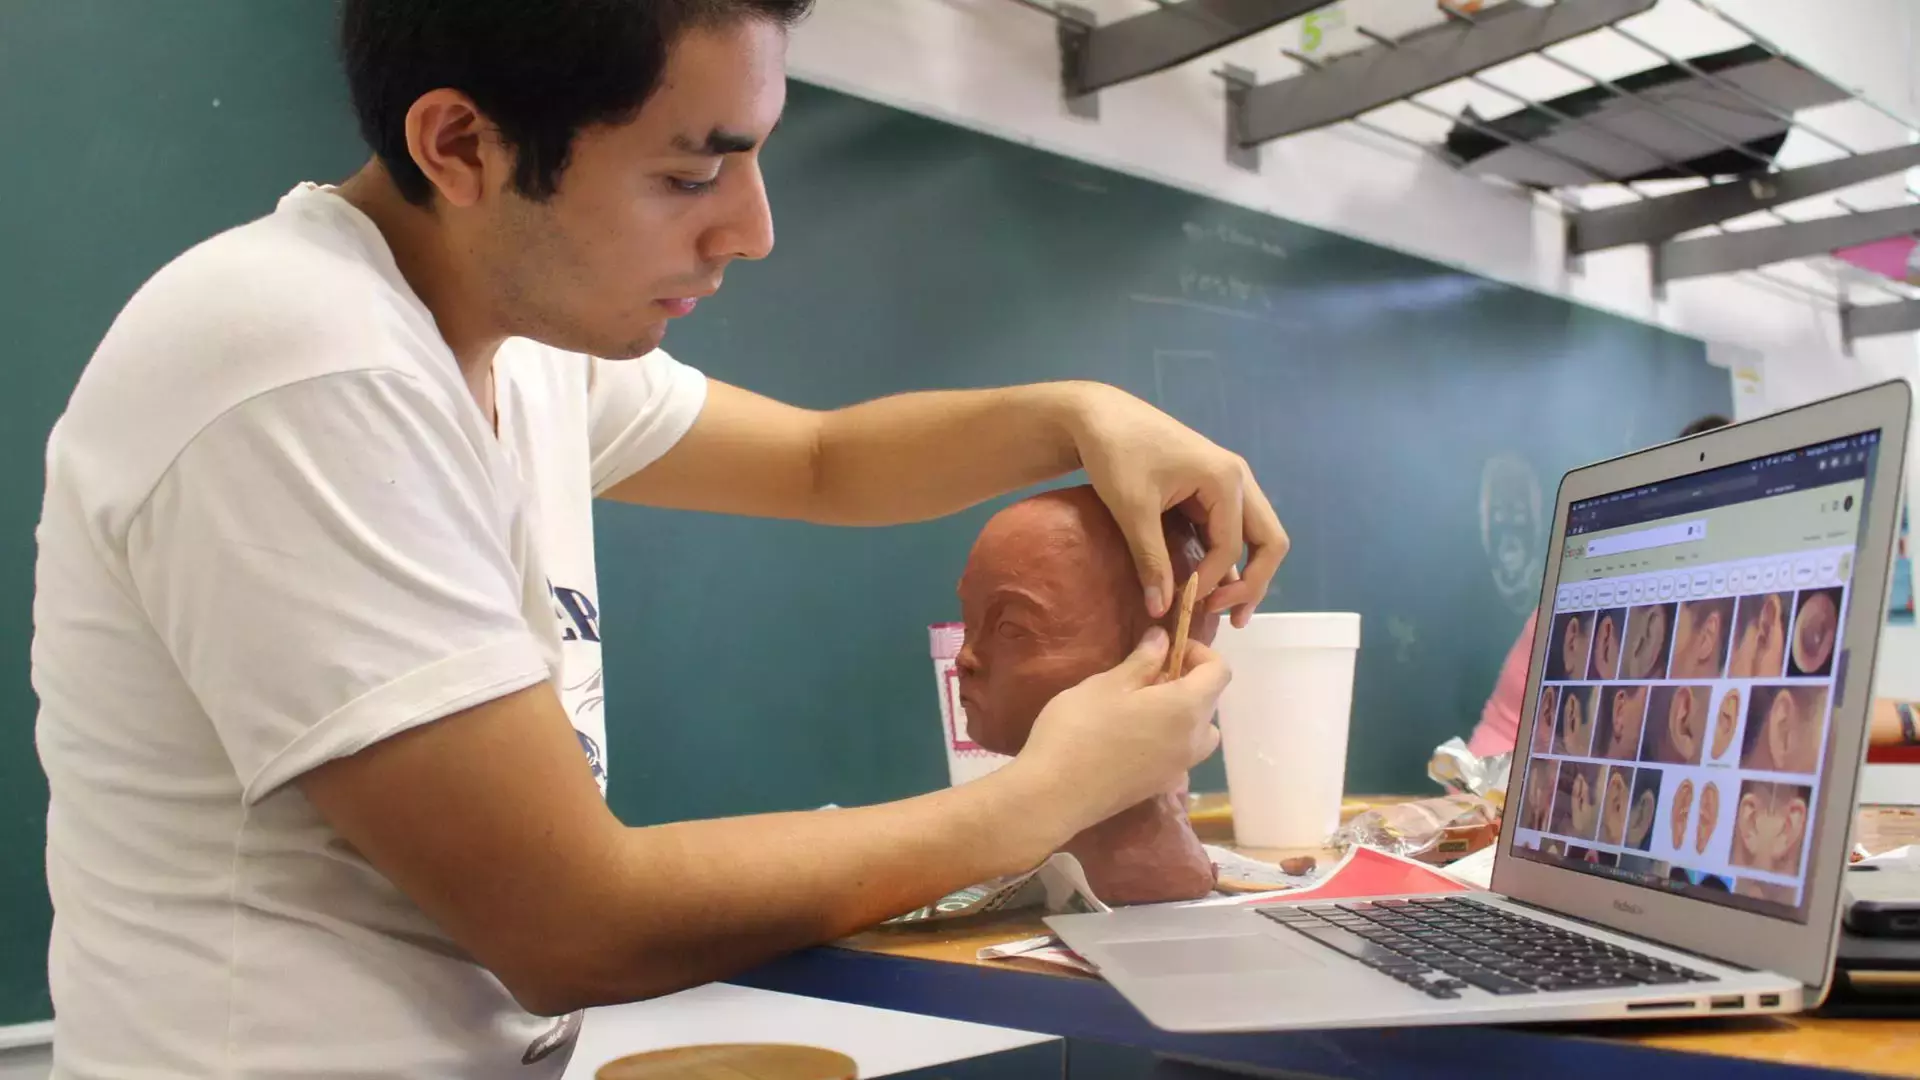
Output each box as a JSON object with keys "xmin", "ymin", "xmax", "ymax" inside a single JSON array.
[
  {"xmin": 1127, "ymin": 292, "xmax": 1298, "ymax": 329},
  {"xmin": 1386, "ymin": 615, "xmax": 1418, "ymax": 665},
  {"xmin": 1176, "ymin": 266, "xmax": 1280, "ymax": 311},
  {"xmin": 1480, "ymin": 455, "xmax": 1546, "ymax": 615},
  {"xmin": 1181, "ymin": 220, "xmax": 1288, "ymax": 258}
]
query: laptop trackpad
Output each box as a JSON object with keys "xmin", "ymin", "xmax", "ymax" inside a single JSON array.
[{"xmin": 1105, "ymin": 934, "xmax": 1325, "ymax": 978}]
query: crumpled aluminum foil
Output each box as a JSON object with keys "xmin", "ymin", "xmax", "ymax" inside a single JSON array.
[{"xmin": 1325, "ymin": 738, "xmax": 1512, "ymax": 859}]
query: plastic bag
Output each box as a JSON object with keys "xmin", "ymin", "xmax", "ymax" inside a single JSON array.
[{"xmin": 1326, "ymin": 738, "xmax": 1510, "ymax": 863}]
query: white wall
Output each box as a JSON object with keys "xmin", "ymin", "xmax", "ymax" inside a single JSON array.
[{"xmin": 787, "ymin": 0, "xmax": 1920, "ymax": 414}]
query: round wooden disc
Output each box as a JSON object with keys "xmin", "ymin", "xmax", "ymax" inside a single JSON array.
[{"xmin": 595, "ymin": 1043, "xmax": 857, "ymax": 1080}]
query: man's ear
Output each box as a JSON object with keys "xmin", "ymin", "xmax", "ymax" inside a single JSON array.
[{"xmin": 404, "ymin": 88, "xmax": 511, "ymax": 209}]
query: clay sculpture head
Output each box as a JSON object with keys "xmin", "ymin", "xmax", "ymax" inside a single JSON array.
[{"xmin": 956, "ymin": 485, "xmax": 1220, "ymax": 903}]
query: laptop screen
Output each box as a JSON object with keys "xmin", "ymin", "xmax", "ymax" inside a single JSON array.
[{"xmin": 1509, "ymin": 427, "xmax": 1885, "ymax": 922}]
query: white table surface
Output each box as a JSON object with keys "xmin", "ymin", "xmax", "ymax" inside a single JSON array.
[{"xmin": 561, "ymin": 982, "xmax": 1058, "ymax": 1078}]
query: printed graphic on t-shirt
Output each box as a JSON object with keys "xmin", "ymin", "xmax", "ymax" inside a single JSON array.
[
  {"xmin": 550, "ymin": 578, "xmax": 607, "ymax": 788},
  {"xmin": 550, "ymin": 580, "xmax": 601, "ymax": 642}
]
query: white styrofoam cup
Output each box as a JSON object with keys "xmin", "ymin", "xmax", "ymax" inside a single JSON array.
[{"xmin": 1211, "ymin": 612, "xmax": 1362, "ymax": 848}]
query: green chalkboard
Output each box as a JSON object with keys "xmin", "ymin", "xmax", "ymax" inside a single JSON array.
[
  {"xmin": 0, "ymin": 2, "xmax": 1726, "ymax": 1031},
  {"xmin": 0, "ymin": 0, "xmax": 369, "ymax": 1031}
]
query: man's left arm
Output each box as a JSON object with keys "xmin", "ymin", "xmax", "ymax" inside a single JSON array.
[{"xmin": 600, "ymin": 377, "xmax": 1286, "ymax": 623}]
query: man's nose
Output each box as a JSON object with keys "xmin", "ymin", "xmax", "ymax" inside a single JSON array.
[
  {"xmin": 956, "ymin": 642, "xmax": 981, "ymax": 675},
  {"xmin": 702, "ymin": 160, "xmax": 775, "ymax": 264}
]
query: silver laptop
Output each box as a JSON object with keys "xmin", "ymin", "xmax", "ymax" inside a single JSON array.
[{"xmin": 1049, "ymin": 379, "xmax": 1912, "ymax": 1032}]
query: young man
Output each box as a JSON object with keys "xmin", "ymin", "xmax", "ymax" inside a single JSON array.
[{"xmin": 30, "ymin": 2, "xmax": 1287, "ymax": 1077}]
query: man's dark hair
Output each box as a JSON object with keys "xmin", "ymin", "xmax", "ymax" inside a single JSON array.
[
  {"xmin": 340, "ymin": 0, "xmax": 813, "ymax": 206},
  {"xmin": 1679, "ymin": 414, "xmax": 1732, "ymax": 438}
]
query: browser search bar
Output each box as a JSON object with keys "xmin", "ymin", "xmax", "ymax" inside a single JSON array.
[{"xmin": 1585, "ymin": 519, "xmax": 1707, "ymax": 558}]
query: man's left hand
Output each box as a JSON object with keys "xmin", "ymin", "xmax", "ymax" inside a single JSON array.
[{"xmin": 1067, "ymin": 384, "xmax": 1287, "ymax": 627}]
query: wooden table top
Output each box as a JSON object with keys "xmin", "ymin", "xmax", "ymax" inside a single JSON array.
[{"xmin": 834, "ymin": 799, "xmax": 1920, "ymax": 1078}]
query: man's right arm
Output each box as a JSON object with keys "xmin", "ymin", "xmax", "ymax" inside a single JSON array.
[
  {"xmin": 299, "ymin": 629, "xmax": 1224, "ymax": 1016},
  {"xmin": 124, "ymin": 370, "xmax": 1226, "ymax": 1015}
]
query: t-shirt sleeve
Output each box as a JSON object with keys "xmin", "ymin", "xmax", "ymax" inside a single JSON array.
[
  {"xmin": 126, "ymin": 370, "xmax": 553, "ymax": 803},
  {"xmin": 586, "ymin": 348, "xmax": 708, "ymax": 496}
]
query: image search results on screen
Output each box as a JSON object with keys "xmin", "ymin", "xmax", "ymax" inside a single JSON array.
[{"xmin": 1510, "ymin": 431, "xmax": 1877, "ymax": 922}]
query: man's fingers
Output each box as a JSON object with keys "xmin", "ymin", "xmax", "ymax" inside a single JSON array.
[
  {"xmin": 1111, "ymin": 625, "xmax": 1170, "ymax": 687},
  {"xmin": 1194, "ymin": 465, "xmax": 1245, "ymax": 602},
  {"xmin": 1168, "ymin": 640, "xmax": 1230, "ymax": 700},
  {"xmin": 1224, "ymin": 469, "xmax": 1287, "ymax": 628},
  {"xmin": 1192, "ymin": 722, "xmax": 1223, "ymax": 767},
  {"xmin": 1117, "ymin": 496, "xmax": 1177, "ymax": 619}
]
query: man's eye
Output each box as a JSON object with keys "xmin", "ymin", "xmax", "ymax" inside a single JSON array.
[
  {"xmin": 667, "ymin": 175, "xmax": 719, "ymax": 194},
  {"xmin": 995, "ymin": 621, "xmax": 1031, "ymax": 640}
]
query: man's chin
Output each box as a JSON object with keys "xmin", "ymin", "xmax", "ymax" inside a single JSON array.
[{"xmin": 601, "ymin": 326, "xmax": 667, "ymax": 360}]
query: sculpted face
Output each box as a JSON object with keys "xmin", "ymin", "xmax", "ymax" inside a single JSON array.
[
  {"xmin": 954, "ymin": 485, "xmax": 1222, "ymax": 906},
  {"xmin": 956, "ymin": 486, "xmax": 1217, "ymax": 756}
]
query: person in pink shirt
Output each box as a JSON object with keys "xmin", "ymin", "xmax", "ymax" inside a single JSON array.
[{"xmin": 1467, "ymin": 415, "xmax": 1729, "ymax": 757}]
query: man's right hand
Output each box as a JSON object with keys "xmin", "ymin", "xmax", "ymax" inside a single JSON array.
[{"xmin": 1013, "ymin": 627, "xmax": 1230, "ymax": 833}]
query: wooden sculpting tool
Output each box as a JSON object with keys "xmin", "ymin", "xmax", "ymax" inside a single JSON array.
[{"xmin": 1165, "ymin": 571, "xmax": 1200, "ymax": 681}]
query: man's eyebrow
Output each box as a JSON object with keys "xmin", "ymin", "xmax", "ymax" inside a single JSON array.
[{"xmin": 671, "ymin": 127, "xmax": 760, "ymax": 155}]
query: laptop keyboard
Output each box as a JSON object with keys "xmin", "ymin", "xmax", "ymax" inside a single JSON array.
[{"xmin": 1258, "ymin": 897, "xmax": 1717, "ymax": 999}]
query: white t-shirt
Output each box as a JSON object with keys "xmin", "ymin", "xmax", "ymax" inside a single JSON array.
[{"xmin": 31, "ymin": 183, "xmax": 708, "ymax": 1079}]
